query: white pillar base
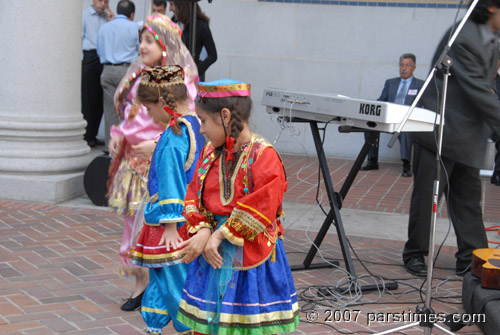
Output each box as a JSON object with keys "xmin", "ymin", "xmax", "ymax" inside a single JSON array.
[
  {"xmin": 0, "ymin": 172, "xmax": 86, "ymax": 203},
  {"xmin": 0, "ymin": 117, "xmax": 92, "ymax": 203},
  {"xmin": 0, "ymin": 0, "xmax": 92, "ymax": 203}
]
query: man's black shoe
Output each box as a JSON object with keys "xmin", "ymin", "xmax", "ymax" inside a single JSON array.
[
  {"xmin": 402, "ymin": 169, "xmax": 412, "ymax": 177},
  {"xmin": 402, "ymin": 160, "xmax": 412, "ymax": 177},
  {"xmin": 87, "ymin": 140, "xmax": 97, "ymax": 148},
  {"xmin": 404, "ymin": 257, "xmax": 427, "ymax": 277},
  {"xmin": 360, "ymin": 161, "xmax": 379, "ymax": 171},
  {"xmin": 120, "ymin": 290, "xmax": 144, "ymax": 311},
  {"xmin": 87, "ymin": 138, "xmax": 105, "ymax": 148},
  {"xmin": 491, "ymin": 173, "xmax": 500, "ymax": 186}
]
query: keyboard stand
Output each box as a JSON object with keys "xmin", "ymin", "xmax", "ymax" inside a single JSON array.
[{"xmin": 289, "ymin": 119, "xmax": 398, "ymax": 292}]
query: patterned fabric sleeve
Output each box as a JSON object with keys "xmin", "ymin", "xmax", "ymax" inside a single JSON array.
[
  {"xmin": 110, "ymin": 94, "xmax": 133, "ymax": 139},
  {"xmin": 182, "ymin": 145, "xmax": 215, "ymax": 235},
  {"xmin": 220, "ymin": 147, "xmax": 287, "ymax": 246},
  {"xmin": 109, "ymin": 112, "xmax": 126, "ymax": 139},
  {"xmin": 111, "ymin": 65, "xmax": 141, "ymax": 139}
]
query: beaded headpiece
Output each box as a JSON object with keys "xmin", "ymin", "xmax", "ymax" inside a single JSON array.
[
  {"xmin": 196, "ymin": 80, "xmax": 252, "ymax": 165},
  {"xmin": 117, "ymin": 15, "xmax": 183, "ymax": 96},
  {"xmin": 196, "ymin": 79, "xmax": 251, "ymax": 101},
  {"xmin": 143, "ymin": 14, "xmax": 183, "ymax": 66},
  {"xmin": 140, "ymin": 65, "xmax": 185, "ymax": 88}
]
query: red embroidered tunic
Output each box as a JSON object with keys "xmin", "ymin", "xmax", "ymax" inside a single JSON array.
[{"xmin": 182, "ymin": 133, "xmax": 287, "ymax": 269}]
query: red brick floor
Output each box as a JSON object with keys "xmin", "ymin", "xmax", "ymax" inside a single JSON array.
[
  {"xmin": 280, "ymin": 154, "xmax": 500, "ymax": 223},
  {"xmin": 0, "ymin": 155, "xmax": 498, "ymax": 334}
]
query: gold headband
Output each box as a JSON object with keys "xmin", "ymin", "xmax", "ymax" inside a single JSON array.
[{"xmin": 140, "ymin": 65, "xmax": 185, "ymax": 88}]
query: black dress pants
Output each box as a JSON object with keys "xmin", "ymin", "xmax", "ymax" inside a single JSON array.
[
  {"xmin": 493, "ymin": 134, "xmax": 500, "ymax": 175},
  {"xmin": 82, "ymin": 50, "xmax": 104, "ymax": 142},
  {"xmin": 363, "ymin": 132, "xmax": 379, "ymax": 162},
  {"xmin": 403, "ymin": 142, "xmax": 488, "ymax": 269}
]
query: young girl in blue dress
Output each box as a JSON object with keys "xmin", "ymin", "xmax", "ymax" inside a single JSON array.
[
  {"xmin": 130, "ymin": 65, "xmax": 204, "ymax": 334},
  {"xmin": 177, "ymin": 80, "xmax": 299, "ymax": 334},
  {"xmin": 107, "ymin": 14, "xmax": 198, "ymax": 312}
]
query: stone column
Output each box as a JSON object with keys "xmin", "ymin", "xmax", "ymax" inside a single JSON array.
[{"xmin": 0, "ymin": 0, "xmax": 92, "ymax": 203}]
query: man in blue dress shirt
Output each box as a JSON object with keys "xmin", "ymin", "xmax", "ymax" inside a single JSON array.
[
  {"xmin": 97, "ymin": 0, "xmax": 139, "ymax": 146},
  {"xmin": 82, "ymin": 0, "xmax": 113, "ymax": 148}
]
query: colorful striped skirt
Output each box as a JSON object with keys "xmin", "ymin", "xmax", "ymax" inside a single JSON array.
[{"xmin": 177, "ymin": 239, "xmax": 299, "ymax": 335}]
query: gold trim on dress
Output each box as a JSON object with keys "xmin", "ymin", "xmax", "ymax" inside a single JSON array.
[
  {"xmin": 159, "ymin": 217, "xmax": 185, "ymax": 224},
  {"xmin": 141, "ymin": 306, "xmax": 170, "ymax": 316},
  {"xmin": 185, "ymin": 204, "xmax": 199, "ymax": 214},
  {"xmin": 236, "ymin": 201, "xmax": 272, "ymax": 225},
  {"xmin": 229, "ymin": 209, "xmax": 266, "ymax": 240},
  {"xmin": 255, "ymin": 135, "xmax": 288, "ymax": 181},
  {"xmin": 218, "ymin": 133, "xmax": 256, "ymax": 206},
  {"xmin": 159, "ymin": 198, "xmax": 185, "ymax": 206},
  {"xmin": 178, "ymin": 117, "xmax": 198, "ymax": 172},
  {"xmin": 130, "ymin": 249, "xmax": 184, "ymax": 263},
  {"xmin": 219, "ymin": 225, "xmax": 244, "ymax": 246},
  {"xmin": 179, "ymin": 298, "xmax": 299, "ymax": 325},
  {"xmin": 187, "ymin": 221, "xmax": 213, "ymax": 234},
  {"xmin": 237, "ymin": 246, "xmax": 273, "ymax": 271}
]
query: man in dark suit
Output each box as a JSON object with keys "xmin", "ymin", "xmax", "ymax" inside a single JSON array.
[
  {"xmin": 82, "ymin": 0, "xmax": 114, "ymax": 148},
  {"xmin": 492, "ymin": 70, "xmax": 500, "ymax": 186},
  {"xmin": 403, "ymin": 0, "xmax": 500, "ymax": 277},
  {"xmin": 361, "ymin": 53, "xmax": 425, "ymax": 177}
]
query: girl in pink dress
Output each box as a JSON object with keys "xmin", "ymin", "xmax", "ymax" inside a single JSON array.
[{"xmin": 107, "ymin": 14, "xmax": 198, "ymax": 311}]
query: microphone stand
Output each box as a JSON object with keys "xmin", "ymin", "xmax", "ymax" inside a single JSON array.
[{"xmin": 375, "ymin": 1, "xmax": 479, "ymax": 334}]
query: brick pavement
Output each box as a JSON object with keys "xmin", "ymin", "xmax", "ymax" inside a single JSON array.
[
  {"xmin": 280, "ymin": 154, "xmax": 500, "ymax": 223},
  {"xmin": 1, "ymin": 155, "xmax": 498, "ymax": 334}
]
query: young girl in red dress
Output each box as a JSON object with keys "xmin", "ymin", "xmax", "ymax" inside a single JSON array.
[{"xmin": 177, "ymin": 80, "xmax": 300, "ymax": 335}]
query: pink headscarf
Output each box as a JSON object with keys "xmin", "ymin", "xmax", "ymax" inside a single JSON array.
[{"xmin": 114, "ymin": 14, "xmax": 199, "ymax": 115}]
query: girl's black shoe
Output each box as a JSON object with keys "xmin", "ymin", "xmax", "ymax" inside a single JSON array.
[{"xmin": 120, "ymin": 290, "xmax": 144, "ymax": 311}]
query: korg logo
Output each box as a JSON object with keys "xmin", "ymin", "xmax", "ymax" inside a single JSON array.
[{"xmin": 359, "ymin": 103, "xmax": 381, "ymax": 116}]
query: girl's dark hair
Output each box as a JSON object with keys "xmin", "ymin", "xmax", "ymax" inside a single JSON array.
[
  {"xmin": 172, "ymin": 2, "xmax": 210, "ymax": 24},
  {"xmin": 137, "ymin": 83, "xmax": 188, "ymax": 135},
  {"xmin": 196, "ymin": 96, "xmax": 252, "ymax": 150}
]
